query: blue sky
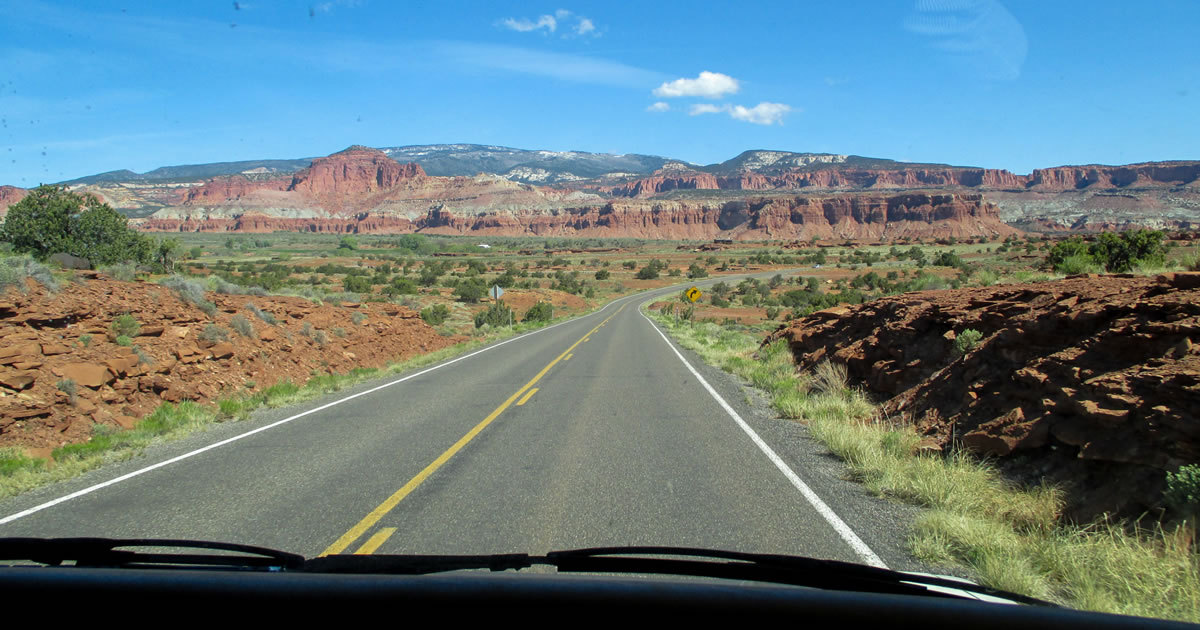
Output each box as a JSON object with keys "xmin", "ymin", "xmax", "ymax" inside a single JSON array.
[{"xmin": 2, "ymin": 1, "xmax": 1197, "ymax": 186}]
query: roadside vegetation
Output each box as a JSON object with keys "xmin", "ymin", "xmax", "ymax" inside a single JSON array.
[{"xmin": 646, "ymin": 305, "xmax": 1199, "ymax": 623}]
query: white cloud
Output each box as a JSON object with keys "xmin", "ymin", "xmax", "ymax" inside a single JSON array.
[
  {"xmin": 689, "ymin": 102, "xmax": 793, "ymax": 125},
  {"xmin": 688, "ymin": 103, "xmax": 725, "ymax": 115},
  {"xmin": 500, "ymin": 15, "xmax": 557, "ymax": 33},
  {"xmin": 646, "ymin": 101, "xmax": 670, "ymax": 112},
  {"xmin": 729, "ymin": 102, "xmax": 792, "ymax": 125},
  {"xmin": 500, "ymin": 10, "xmax": 599, "ymax": 37},
  {"xmin": 653, "ymin": 71, "xmax": 740, "ymax": 98}
]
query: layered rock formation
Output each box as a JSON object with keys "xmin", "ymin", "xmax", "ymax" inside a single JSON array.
[
  {"xmin": 4, "ymin": 146, "xmax": 1196, "ymax": 237},
  {"xmin": 609, "ymin": 162, "xmax": 1200, "ymax": 198},
  {"xmin": 140, "ymin": 191, "xmax": 1017, "ymax": 241},
  {"xmin": 766, "ymin": 273, "xmax": 1200, "ymax": 521},
  {"xmin": 126, "ymin": 146, "xmax": 1017, "ymax": 239}
]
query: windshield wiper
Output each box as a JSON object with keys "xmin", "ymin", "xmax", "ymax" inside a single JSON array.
[
  {"xmin": 308, "ymin": 545, "xmax": 1054, "ymax": 606},
  {"xmin": 0, "ymin": 538, "xmax": 1050, "ymax": 606},
  {"xmin": 0, "ymin": 537, "xmax": 305, "ymax": 571}
]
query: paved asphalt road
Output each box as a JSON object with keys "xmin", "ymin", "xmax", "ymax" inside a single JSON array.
[{"xmin": 0, "ymin": 275, "xmax": 925, "ymax": 571}]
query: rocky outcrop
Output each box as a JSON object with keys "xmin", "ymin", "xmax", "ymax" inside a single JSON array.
[
  {"xmin": 766, "ymin": 274, "xmax": 1200, "ymax": 521},
  {"xmin": 0, "ymin": 272, "xmax": 460, "ymax": 454},
  {"xmin": 608, "ymin": 171, "xmax": 721, "ymax": 197},
  {"xmin": 609, "ymin": 162, "xmax": 1200, "ymax": 198},
  {"xmin": 1028, "ymin": 162, "xmax": 1200, "ymax": 191},
  {"xmin": 0, "ymin": 185, "xmax": 28, "ymax": 220},
  {"xmin": 289, "ymin": 146, "xmax": 425, "ymax": 198}
]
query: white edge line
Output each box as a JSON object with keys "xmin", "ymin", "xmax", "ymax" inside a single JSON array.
[
  {"xmin": 639, "ymin": 308, "xmax": 888, "ymax": 569},
  {"xmin": 0, "ymin": 297, "xmax": 630, "ymax": 527}
]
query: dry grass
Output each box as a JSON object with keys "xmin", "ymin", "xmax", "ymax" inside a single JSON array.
[{"xmin": 647, "ymin": 305, "xmax": 1200, "ymax": 622}]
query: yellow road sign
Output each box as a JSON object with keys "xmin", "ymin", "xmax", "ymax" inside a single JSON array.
[{"xmin": 685, "ymin": 286, "xmax": 702, "ymax": 302}]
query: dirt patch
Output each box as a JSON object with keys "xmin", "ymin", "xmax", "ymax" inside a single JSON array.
[
  {"xmin": 766, "ymin": 273, "xmax": 1200, "ymax": 521},
  {"xmin": 692, "ymin": 306, "xmax": 768, "ymax": 324},
  {"xmin": 0, "ymin": 272, "xmax": 462, "ymax": 454},
  {"xmin": 480, "ymin": 288, "xmax": 588, "ymax": 319}
]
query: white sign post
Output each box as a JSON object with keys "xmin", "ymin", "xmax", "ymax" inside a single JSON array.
[{"xmin": 490, "ymin": 286, "xmax": 511, "ymax": 328}]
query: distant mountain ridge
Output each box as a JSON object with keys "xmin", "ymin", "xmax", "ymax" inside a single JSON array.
[{"xmin": 4, "ymin": 145, "xmax": 1196, "ymax": 236}]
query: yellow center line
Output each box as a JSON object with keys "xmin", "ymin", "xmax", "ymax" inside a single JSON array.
[
  {"xmin": 320, "ymin": 303, "xmax": 626, "ymax": 556},
  {"xmin": 563, "ymin": 353, "xmax": 573, "ymax": 361},
  {"xmin": 353, "ymin": 527, "xmax": 396, "ymax": 555},
  {"xmin": 515, "ymin": 388, "xmax": 538, "ymax": 406}
]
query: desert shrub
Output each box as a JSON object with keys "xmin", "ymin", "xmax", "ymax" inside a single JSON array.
[
  {"xmin": 0, "ymin": 255, "xmax": 58, "ymax": 292},
  {"xmin": 1056, "ymin": 254, "xmax": 1102, "ymax": 275},
  {"xmin": 687, "ymin": 263, "xmax": 708, "ymax": 279},
  {"xmin": 332, "ymin": 327, "xmax": 347, "ymax": 338},
  {"xmin": 953, "ymin": 328, "xmax": 983, "ymax": 356},
  {"xmin": 56, "ymin": 378, "xmax": 78, "ymax": 404},
  {"xmin": 421, "ymin": 304, "xmax": 450, "ymax": 326},
  {"xmin": 301, "ymin": 322, "xmax": 314, "ymax": 338},
  {"xmin": 383, "ymin": 276, "xmax": 417, "ymax": 296},
  {"xmin": 110, "ymin": 313, "xmax": 141, "ymax": 338},
  {"xmin": 200, "ymin": 323, "xmax": 230, "ymax": 344},
  {"xmin": 973, "ymin": 269, "xmax": 999, "ymax": 287},
  {"xmin": 79, "ymin": 334, "xmax": 92, "ymax": 347},
  {"xmin": 230, "ymin": 315, "xmax": 256, "ymax": 339},
  {"xmin": 1165, "ymin": 464, "xmax": 1200, "ymax": 518},
  {"xmin": 594, "ymin": 269, "xmax": 610, "ymax": 280},
  {"xmin": 100, "ymin": 262, "xmax": 137, "ymax": 281},
  {"xmin": 115, "ymin": 335, "xmax": 132, "ymax": 347},
  {"xmin": 132, "ymin": 345, "xmax": 154, "ymax": 365},
  {"xmin": 1047, "ymin": 230, "xmax": 1166, "ymax": 274},
  {"xmin": 351, "ymin": 311, "xmax": 367, "ymax": 325},
  {"xmin": 765, "ymin": 307, "xmax": 781, "ymax": 320},
  {"xmin": 342, "ymin": 275, "xmax": 372, "ymax": 293},
  {"xmin": 313, "ymin": 330, "xmax": 327, "ymax": 346},
  {"xmin": 0, "ymin": 185, "xmax": 153, "ymax": 266},
  {"xmin": 1091, "ymin": 229, "xmax": 1166, "ymax": 273},
  {"xmin": 475, "ymin": 302, "xmax": 513, "ymax": 328},
  {"xmin": 162, "ymin": 275, "xmax": 217, "ymax": 316},
  {"xmin": 245, "ymin": 303, "xmax": 277, "ymax": 325},
  {"xmin": 454, "ymin": 280, "xmax": 486, "ymax": 303},
  {"xmin": 523, "ymin": 301, "xmax": 554, "ymax": 324},
  {"xmin": 635, "ymin": 265, "xmax": 659, "ymax": 280}
]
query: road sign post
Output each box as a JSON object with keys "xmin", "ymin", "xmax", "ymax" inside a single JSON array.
[{"xmin": 489, "ymin": 285, "xmax": 511, "ymax": 328}]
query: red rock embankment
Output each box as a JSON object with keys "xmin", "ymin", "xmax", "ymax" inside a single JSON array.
[
  {"xmin": 766, "ymin": 274, "xmax": 1200, "ymax": 521},
  {"xmin": 0, "ymin": 273, "xmax": 460, "ymax": 457}
]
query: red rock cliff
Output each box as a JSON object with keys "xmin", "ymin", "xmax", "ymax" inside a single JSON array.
[
  {"xmin": 0, "ymin": 185, "xmax": 28, "ymax": 219},
  {"xmin": 140, "ymin": 192, "xmax": 1016, "ymax": 241}
]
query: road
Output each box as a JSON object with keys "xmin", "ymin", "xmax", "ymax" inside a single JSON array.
[{"xmin": 0, "ymin": 277, "xmax": 923, "ymax": 570}]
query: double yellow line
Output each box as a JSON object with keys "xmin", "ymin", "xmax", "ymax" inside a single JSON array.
[{"xmin": 321, "ymin": 303, "xmax": 625, "ymax": 556}]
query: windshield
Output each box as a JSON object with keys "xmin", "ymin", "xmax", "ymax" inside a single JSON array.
[{"xmin": 1, "ymin": 1, "xmax": 1198, "ymax": 623}]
